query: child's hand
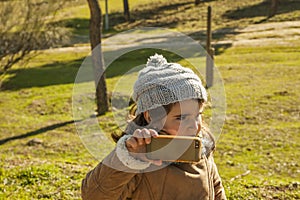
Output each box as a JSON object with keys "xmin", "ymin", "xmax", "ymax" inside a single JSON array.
[{"xmin": 125, "ymin": 129, "xmax": 162, "ymax": 166}]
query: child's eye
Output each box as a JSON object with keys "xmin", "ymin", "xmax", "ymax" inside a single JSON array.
[{"xmin": 176, "ymin": 116, "xmax": 186, "ymax": 120}]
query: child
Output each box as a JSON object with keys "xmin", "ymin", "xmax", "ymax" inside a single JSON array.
[{"xmin": 81, "ymin": 54, "xmax": 226, "ymax": 200}]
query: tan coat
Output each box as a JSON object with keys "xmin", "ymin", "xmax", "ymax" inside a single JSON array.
[{"xmin": 81, "ymin": 148, "xmax": 226, "ymax": 200}]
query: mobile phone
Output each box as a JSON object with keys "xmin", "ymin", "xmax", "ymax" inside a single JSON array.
[{"xmin": 146, "ymin": 135, "xmax": 202, "ymax": 163}]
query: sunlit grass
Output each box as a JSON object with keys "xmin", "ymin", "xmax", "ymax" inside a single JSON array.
[
  {"xmin": 0, "ymin": 0, "xmax": 299, "ymax": 199},
  {"xmin": 1, "ymin": 41, "xmax": 299, "ymax": 198}
]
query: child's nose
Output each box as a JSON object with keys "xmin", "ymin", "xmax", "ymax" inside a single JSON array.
[{"xmin": 187, "ymin": 119, "xmax": 199, "ymax": 132}]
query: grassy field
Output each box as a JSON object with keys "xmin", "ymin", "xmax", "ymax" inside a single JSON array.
[
  {"xmin": 61, "ymin": 0, "xmax": 300, "ymax": 43},
  {"xmin": 1, "ymin": 0, "xmax": 300, "ymax": 199}
]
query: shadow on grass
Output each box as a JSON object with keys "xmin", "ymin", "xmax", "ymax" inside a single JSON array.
[
  {"xmin": 1, "ymin": 49, "xmax": 180, "ymax": 91},
  {"xmin": 58, "ymin": 0, "xmax": 235, "ymax": 53},
  {"xmin": 222, "ymin": 0, "xmax": 300, "ymax": 21},
  {"xmin": 127, "ymin": 1, "xmax": 194, "ymax": 28},
  {"xmin": 0, "ymin": 120, "xmax": 76, "ymax": 145},
  {"xmin": 57, "ymin": 1, "xmax": 196, "ymax": 44},
  {"xmin": 104, "ymin": 1, "xmax": 196, "ymax": 30},
  {"xmin": 58, "ymin": 2, "xmax": 193, "ymax": 44},
  {"xmin": 1, "ymin": 57, "xmax": 88, "ymax": 91},
  {"xmin": 104, "ymin": 48, "xmax": 188, "ymax": 78},
  {"xmin": 63, "ymin": 18, "xmax": 89, "ymax": 36},
  {"xmin": 2, "ymin": 43, "xmax": 233, "ymax": 91},
  {"xmin": 3, "ymin": 20, "xmax": 237, "ymax": 92},
  {"xmin": 187, "ymin": 28, "xmax": 234, "ymax": 55},
  {"xmin": 57, "ymin": 18, "xmax": 90, "ymax": 44}
]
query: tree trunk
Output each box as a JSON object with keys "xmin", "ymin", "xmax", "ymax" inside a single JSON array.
[
  {"xmin": 87, "ymin": 0, "xmax": 109, "ymax": 115},
  {"xmin": 123, "ymin": 0, "xmax": 130, "ymax": 21},
  {"xmin": 269, "ymin": 0, "xmax": 279, "ymax": 18},
  {"xmin": 195, "ymin": 0, "xmax": 201, "ymax": 5}
]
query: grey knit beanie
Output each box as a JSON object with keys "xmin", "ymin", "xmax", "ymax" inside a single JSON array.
[{"xmin": 132, "ymin": 54, "xmax": 207, "ymax": 114}]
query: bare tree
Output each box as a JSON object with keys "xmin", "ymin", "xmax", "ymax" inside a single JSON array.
[
  {"xmin": 86, "ymin": 0, "xmax": 109, "ymax": 115},
  {"xmin": 0, "ymin": 0, "xmax": 70, "ymax": 86},
  {"xmin": 123, "ymin": 0, "xmax": 130, "ymax": 21}
]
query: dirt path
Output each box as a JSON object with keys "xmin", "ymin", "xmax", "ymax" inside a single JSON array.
[
  {"xmin": 47, "ymin": 21, "xmax": 300, "ymax": 53},
  {"xmin": 218, "ymin": 21, "xmax": 300, "ymax": 46}
]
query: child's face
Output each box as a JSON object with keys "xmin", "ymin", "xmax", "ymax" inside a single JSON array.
[{"xmin": 162, "ymin": 99, "xmax": 203, "ymax": 136}]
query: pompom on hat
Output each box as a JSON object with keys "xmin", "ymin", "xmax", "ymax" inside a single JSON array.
[{"xmin": 132, "ymin": 54, "xmax": 207, "ymax": 114}]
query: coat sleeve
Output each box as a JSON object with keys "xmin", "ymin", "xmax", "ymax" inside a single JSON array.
[
  {"xmin": 81, "ymin": 135, "xmax": 150, "ymax": 200},
  {"xmin": 81, "ymin": 149, "xmax": 142, "ymax": 200},
  {"xmin": 210, "ymin": 156, "xmax": 227, "ymax": 200}
]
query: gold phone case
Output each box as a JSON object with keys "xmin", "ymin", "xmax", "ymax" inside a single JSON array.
[{"xmin": 146, "ymin": 135, "xmax": 202, "ymax": 163}]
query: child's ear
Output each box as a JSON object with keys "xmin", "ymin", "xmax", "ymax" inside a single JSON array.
[{"xmin": 143, "ymin": 111, "xmax": 151, "ymax": 123}]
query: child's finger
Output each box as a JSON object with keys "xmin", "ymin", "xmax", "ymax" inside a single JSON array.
[
  {"xmin": 136, "ymin": 136, "xmax": 145, "ymax": 146},
  {"xmin": 132, "ymin": 129, "xmax": 142, "ymax": 137},
  {"xmin": 141, "ymin": 129, "xmax": 152, "ymax": 144},
  {"xmin": 125, "ymin": 137, "xmax": 138, "ymax": 149},
  {"xmin": 149, "ymin": 129, "xmax": 159, "ymax": 138},
  {"xmin": 132, "ymin": 129, "xmax": 145, "ymax": 145},
  {"xmin": 150, "ymin": 159, "xmax": 162, "ymax": 166},
  {"xmin": 143, "ymin": 129, "xmax": 158, "ymax": 144},
  {"xmin": 143, "ymin": 156, "xmax": 162, "ymax": 166}
]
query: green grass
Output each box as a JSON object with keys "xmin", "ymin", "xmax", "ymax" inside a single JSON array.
[
  {"xmin": 0, "ymin": 51, "xmax": 93, "ymax": 199},
  {"xmin": 55, "ymin": 0, "xmax": 300, "ymax": 45},
  {"xmin": 1, "ymin": 43, "xmax": 299, "ymax": 199},
  {"xmin": 214, "ymin": 45, "xmax": 300, "ymax": 199},
  {"xmin": 1, "ymin": 0, "xmax": 300, "ymax": 199}
]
